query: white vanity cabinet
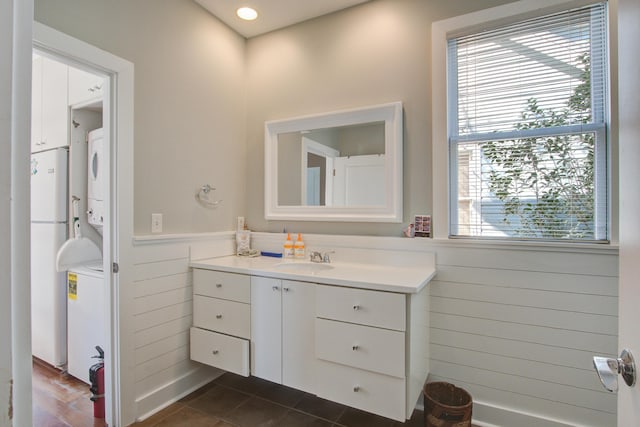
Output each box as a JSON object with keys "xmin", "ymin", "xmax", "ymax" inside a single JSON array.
[
  {"xmin": 31, "ymin": 56, "xmax": 69, "ymax": 152},
  {"xmin": 315, "ymin": 284, "xmax": 429, "ymax": 421},
  {"xmin": 189, "ymin": 254, "xmax": 433, "ymax": 423},
  {"xmin": 190, "ymin": 269, "xmax": 250, "ymax": 376},
  {"xmin": 251, "ymin": 277, "xmax": 316, "ymax": 394}
]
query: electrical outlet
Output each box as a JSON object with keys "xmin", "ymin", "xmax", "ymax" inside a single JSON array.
[{"xmin": 151, "ymin": 213, "xmax": 163, "ymax": 233}]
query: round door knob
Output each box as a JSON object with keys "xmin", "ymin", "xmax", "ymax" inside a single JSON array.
[
  {"xmin": 212, "ymin": 350, "xmax": 219, "ymax": 355},
  {"xmin": 353, "ymin": 386, "xmax": 360, "ymax": 392},
  {"xmin": 353, "ymin": 305, "xmax": 360, "ymax": 311},
  {"xmin": 216, "ymin": 283, "xmax": 222, "ymax": 288},
  {"xmin": 272, "ymin": 286, "xmax": 279, "ymax": 291},
  {"xmin": 352, "ymin": 345, "xmax": 359, "ymax": 351},
  {"xmin": 283, "ymin": 287, "xmax": 290, "ymax": 292},
  {"xmin": 216, "ymin": 314, "xmax": 222, "ymax": 319}
]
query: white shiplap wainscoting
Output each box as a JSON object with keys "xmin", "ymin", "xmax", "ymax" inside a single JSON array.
[
  {"xmin": 429, "ymin": 241, "xmax": 618, "ymax": 427},
  {"xmin": 131, "ymin": 231, "xmax": 618, "ymax": 426},
  {"xmin": 131, "ymin": 232, "xmax": 235, "ymax": 420}
]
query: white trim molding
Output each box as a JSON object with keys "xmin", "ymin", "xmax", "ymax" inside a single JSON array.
[{"xmin": 431, "ymin": 0, "xmax": 617, "ymax": 242}]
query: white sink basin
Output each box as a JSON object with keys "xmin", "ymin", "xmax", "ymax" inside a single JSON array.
[{"xmin": 272, "ymin": 262, "xmax": 334, "ymax": 274}]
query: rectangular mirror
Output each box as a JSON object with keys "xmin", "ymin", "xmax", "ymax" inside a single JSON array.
[{"xmin": 265, "ymin": 102, "xmax": 403, "ymax": 222}]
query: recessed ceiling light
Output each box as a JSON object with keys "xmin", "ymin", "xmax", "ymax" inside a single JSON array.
[{"xmin": 237, "ymin": 7, "xmax": 258, "ymax": 21}]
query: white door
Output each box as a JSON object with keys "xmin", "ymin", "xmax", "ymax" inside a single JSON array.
[
  {"xmin": 306, "ymin": 167, "xmax": 321, "ymax": 205},
  {"xmin": 333, "ymin": 154, "xmax": 385, "ymax": 206},
  {"xmin": 30, "ymin": 148, "xmax": 68, "ymax": 222},
  {"xmin": 250, "ymin": 276, "xmax": 282, "ymax": 383},
  {"xmin": 617, "ymin": 0, "xmax": 640, "ymax": 424},
  {"xmin": 31, "ymin": 222, "xmax": 68, "ymax": 367},
  {"xmin": 282, "ymin": 280, "xmax": 316, "ymax": 394}
]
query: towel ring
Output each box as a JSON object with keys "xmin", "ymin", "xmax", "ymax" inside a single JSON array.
[{"xmin": 195, "ymin": 184, "xmax": 222, "ymax": 208}]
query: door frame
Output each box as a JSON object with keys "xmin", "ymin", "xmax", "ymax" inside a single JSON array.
[
  {"xmin": 301, "ymin": 137, "xmax": 338, "ymax": 206},
  {"xmin": 29, "ymin": 22, "xmax": 135, "ymax": 426},
  {"xmin": 616, "ymin": 0, "xmax": 640, "ymax": 424}
]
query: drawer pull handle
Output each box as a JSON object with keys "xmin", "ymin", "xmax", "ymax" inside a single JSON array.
[
  {"xmin": 216, "ymin": 314, "xmax": 223, "ymax": 319},
  {"xmin": 283, "ymin": 287, "xmax": 290, "ymax": 292},
  {"xmin": 212, "ymin": 350, "xmax": 219, "ymax": 355},
  {"xmin": 216, "ymin": 283, "xmax": 222, "ymax": 288},
  {"xmin": 353, "ymin": 386, "xmax": 360, "ymax": 392},
  {"xmin": 353, "ymin": 305, "xmax": 360, "ymax": 311},
  {"xmin": 272, "ymin": 286, "xmax": 279, "ymax": 291},
  {"xmin": 352, "ymin": 345, "xmax": 359, "ymax": 351}
]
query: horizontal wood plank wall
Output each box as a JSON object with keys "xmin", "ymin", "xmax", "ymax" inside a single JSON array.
[
  {"xmin": 132, "ymin": 233, "xmax": 234, "ymax": 420},
  {"xmin": 429, "ymin": 243, "xmax": 618, "ymax": 427}
]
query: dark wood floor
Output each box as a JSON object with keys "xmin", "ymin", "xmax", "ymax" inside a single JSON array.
[
  {"xmin": 34, "ymin": 363, "xmax": 479, "ymax": 426},
  {"xmin": 133, "ymin": 372, "xmax": 429, "ymax": 427},
  {"xmin": 32, "ymin": 358, "xmax": 107, "ymax": 427}
]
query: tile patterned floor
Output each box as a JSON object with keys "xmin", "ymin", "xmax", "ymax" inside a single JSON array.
[{"xmin": 132, "ymin": 372, "xmax": 427, "ymax": 427}]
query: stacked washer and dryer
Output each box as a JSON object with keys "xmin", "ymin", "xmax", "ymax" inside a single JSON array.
[{"xmin": 67, "ymin": 128, "xmax": 106, "ymax": 383}]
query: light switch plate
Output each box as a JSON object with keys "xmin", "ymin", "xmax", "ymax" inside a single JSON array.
[{"xmin": 151, "ymin": 213, "xmax": 162, "ymax": 233}]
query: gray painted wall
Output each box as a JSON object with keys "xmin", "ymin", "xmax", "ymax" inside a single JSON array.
[
  {"xmin": 245, "ymin": 0, "xmax": 518, "ymax": 236},
  {"xmin": 34, "ymin": 0, "xmax": 247, "ymax": 234},
  {"xmin": 35, "ymin": 0, "xmax": 523, "ymax": 236}
]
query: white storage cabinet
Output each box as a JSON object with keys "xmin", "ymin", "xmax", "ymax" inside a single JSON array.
[
  {"xmin": 190, "ymin": 269, "xmax": 250, "ymax": 376},
  {"xmin": 190, "ymin": 266, "xmax": 430, "ymax": 422},
  {"xmin": 68, "ymin": 66, "xmax": 104, "ymax": 106},
  {"xmin": 251, "ymin": 276, "xmax": 316, "ymax": 394},
  {"xmin": 315, "ymin": 284, "xmax": 429, "ymax": 421},
  {"xmin": 31, "ymin": 56, "xmax": 69, "ymax": 152}
]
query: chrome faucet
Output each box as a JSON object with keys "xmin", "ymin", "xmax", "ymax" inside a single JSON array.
[
  {"xmin": 309, "ymin": 251, "xmax": 334, "ymax": 263},
  {"xmin": 309, "ymin": 251, "xmax": 323, "ymax": 263}
]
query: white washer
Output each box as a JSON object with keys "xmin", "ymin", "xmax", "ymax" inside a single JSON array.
[{"xmin": 67, "ymin": 263, "xmax": 105, "ymax": 384}]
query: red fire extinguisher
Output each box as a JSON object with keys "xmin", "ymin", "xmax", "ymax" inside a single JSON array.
[{"xmin": 89, "ymin": 346, "xmax": 105, "ymax": 419}]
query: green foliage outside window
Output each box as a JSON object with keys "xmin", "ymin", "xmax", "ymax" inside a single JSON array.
[{"xmin": 481, "ymin": 53, "xmax": 596, "ymax": 239}]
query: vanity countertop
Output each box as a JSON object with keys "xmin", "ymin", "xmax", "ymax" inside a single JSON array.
[{"xmin": 190, "ymin": 255, "xmax": 435, "ymax": 293}]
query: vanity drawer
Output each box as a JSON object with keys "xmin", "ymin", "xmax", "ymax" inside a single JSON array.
[
  {"xmin": 193, "ymin": 269, "xmax": 250, "ymax": 303},
  {"xmin": 193, "ymin": 296, "xmax": 251, "ymax": 339},
  {"xmin": 315, "ymin": 318, "xmax": 405, "ymax": 378},
  {"xmin": 316, "ymin": 360, "xmax": 405, "ymax": 422},
  {"xmin": 316, "ymin": 285, "xmax": 406, "ymax": 331},
  {"xmin": 190, "ymin": 327, "xmax": 249, "ymax": 376}
]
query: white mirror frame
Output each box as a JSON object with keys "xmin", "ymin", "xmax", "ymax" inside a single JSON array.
[{"xmin": 265, "ymin": 101, "xmax": 403, "ymax": 222}]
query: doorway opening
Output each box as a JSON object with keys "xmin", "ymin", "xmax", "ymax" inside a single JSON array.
[
  {"xmin": 27, "ymin": 21, "xmax": 135, "ymax": 426},
  {"xmin": 30, "ymin": 47, "xmax": 110, "ymax": 425},
  {"xmin": 30, "ymin": 48, "xmax": 111, "ymax": 422}
]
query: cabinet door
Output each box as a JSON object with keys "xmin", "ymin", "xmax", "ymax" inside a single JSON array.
[
  {"xmin": 282, "ymin": 280, "xmax": 316, "ymax": 394},
  {"xmin": 250, "ymin": 276, "xmax": 282, "ymax": 383},
  {"xmin": 40, "ymin": 57, "xmax": 69, "ymax": 150},
  {"xmin": 68, "ymin": 66, "xmax": 104, "ymax": 106}
]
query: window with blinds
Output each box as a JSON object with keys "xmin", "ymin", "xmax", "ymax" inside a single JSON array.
[{"xmin": 447, "ymin": 2, "xmax": 608, "ymax": 241}]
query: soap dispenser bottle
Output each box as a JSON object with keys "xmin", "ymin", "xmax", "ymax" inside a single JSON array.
[
  {"xmin": 294, "ymin": 233, "xmax": 305, "ymax": 259},
  {"xmin": 283, "ymin": 233, "xmax": 294, "ymax": 258}
]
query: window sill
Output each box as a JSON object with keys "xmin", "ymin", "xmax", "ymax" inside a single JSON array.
[{"xmin": 431, "ymin": 236, "xmax": 618, "ymax": 255}]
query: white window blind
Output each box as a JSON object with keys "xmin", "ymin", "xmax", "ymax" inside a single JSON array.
[{"xmin": 448, "ymin": 3, "xmax": 608, "ymax": 241}]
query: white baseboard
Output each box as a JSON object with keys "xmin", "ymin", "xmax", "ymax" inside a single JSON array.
[
  {"xmin": 134, "ymin": 365, "xmax": 223, "ymax": 422},
  {"xmin": 471, "ymin": 400, "xmax": 584, "ymax": 427}
]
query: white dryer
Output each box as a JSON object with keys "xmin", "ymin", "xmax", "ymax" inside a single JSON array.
[{"xmin": 87, "ymin": 128, "xmax": 104, "ymax": 234}]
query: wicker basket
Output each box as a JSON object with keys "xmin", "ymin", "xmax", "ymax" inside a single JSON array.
[{"xmin": 423, "ymin": 382, "xmax": 472, "ymax": 427}]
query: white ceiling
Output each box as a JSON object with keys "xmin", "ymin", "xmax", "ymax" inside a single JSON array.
[{"xmin": 194, "ymin": 0, "xmax": 371, "ymax": 38}]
